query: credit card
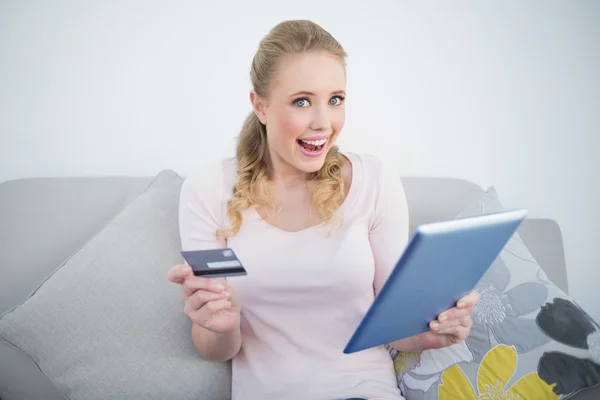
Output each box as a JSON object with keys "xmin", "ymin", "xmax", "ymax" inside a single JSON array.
[{"xmin": 180, "ymin": 248, "xmax": 247, "ymax": 278}]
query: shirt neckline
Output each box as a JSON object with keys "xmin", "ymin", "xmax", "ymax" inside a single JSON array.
[{"xmin": 249, "ymin": 152, "xmax": 362, "ymax": 235}]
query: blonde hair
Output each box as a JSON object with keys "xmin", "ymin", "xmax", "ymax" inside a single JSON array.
[{"xmin": 218, "ymin": 20, "xmax": 348, "ymax": 238}]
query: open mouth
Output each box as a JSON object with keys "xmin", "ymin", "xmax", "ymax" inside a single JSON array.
[{"xmin": 296, "ymin": 138, "xmax": 328, "ymax": 153}]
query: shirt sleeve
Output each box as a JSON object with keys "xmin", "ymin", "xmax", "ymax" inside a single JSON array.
[
  {"xmin": 178, "ymin": 159, "xmax": 229, "ymax": 251},
  {"xmin": 368, "ymin": 158, "xmax": 410, "ymax": 296}
]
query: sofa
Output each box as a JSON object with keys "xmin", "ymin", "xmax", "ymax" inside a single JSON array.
[{"xmin": 1, "ymin": 171, "xmax": 598, "ymax": 400}]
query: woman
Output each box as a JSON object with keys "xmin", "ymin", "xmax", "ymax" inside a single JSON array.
[{"xmin": 167, "ymin": 20, "xmax": 479, "ymax": 400}]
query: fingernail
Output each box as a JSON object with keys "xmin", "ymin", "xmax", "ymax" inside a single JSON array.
[
  {"xmin": 457, "ymin": 302, "xmax": 466, "ymax": 308},
  {"xmin": 439, "ymin": 313, "xmax": 447, "ymax": 322},
  {"xmin": 216, "ymin": 284, "xmax": 225, "ymax": 291},
  {"xmin": 430, "ymin": 321, "xmax": 439, "ymax": 330}
]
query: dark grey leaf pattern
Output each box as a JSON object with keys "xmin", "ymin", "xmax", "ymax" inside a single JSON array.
[
  {"xmin": 537, "ymin": 298, "xmax": 597, "ymax": 349},
  {"xmin": 538, "ymin": 351, "xmax": 600, "ymax": 395}
]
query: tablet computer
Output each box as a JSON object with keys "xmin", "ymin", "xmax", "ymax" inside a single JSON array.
[{"xmin": 343, "ymin": 208, "xmax": 528, "ymax": 354}]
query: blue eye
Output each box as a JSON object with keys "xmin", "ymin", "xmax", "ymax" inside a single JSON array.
[
  {"xmin": 294, "ymin": 98, "xmax": 310, "ymax": 107},
  {"xmin": 329, "ymin": 96, "xmax": 344, "ymax": 105}
]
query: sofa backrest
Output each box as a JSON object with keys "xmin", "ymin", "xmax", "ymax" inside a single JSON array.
[{"xmin": 0, "ymin": 174, "xmax": 568, "ymax": 317}]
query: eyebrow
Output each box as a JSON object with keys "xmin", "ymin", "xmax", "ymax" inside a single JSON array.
[{"xmin": 289, "ymin": 90, "xmax": 346, "ymax": 97}]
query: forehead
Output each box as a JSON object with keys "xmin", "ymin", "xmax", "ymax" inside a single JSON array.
[{"xmin": 270, "ymin": 51, "xmax": 346, "ymax": 96}]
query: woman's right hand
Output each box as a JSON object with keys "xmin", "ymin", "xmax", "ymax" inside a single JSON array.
[{"xmin": 167, "ymin": 264, "xmax": 241, "ymax": 334}]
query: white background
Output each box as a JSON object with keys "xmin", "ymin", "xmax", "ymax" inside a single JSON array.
[{"xmin": 1, "ymin": 1, "xmax": 599, "ymax": 320}]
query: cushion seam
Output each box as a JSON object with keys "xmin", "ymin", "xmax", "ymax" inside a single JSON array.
[{"xmin": 0, "ymin": 336, "xmax": 71, "ymax": 400}]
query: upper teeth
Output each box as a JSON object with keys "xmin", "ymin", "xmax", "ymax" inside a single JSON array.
[{"xmin": 301, "ymin": 138, "xmax": 327, "ymax": 146}]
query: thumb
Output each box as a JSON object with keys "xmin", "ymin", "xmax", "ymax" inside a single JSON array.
[{"xmin": 167, "ymin": 264, "xmax": 193, "ymax": 284}]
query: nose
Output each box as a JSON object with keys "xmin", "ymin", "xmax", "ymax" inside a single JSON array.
[{"xmin": 309, "ymin": 105, "xmax": 331, "ymax": 132}]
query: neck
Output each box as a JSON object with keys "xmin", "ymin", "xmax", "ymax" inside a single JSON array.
[{"xmin": 265, "ymin": 150, "xmax": 308, "ymax": 188}]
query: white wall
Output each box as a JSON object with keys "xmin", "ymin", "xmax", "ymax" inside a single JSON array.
[{"xmin": 1, "ymin": 1, "xmax": 599, "ymax": 320}]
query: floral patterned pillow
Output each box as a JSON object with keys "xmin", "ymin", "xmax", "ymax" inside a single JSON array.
[{"xmin": 388, "ymin": 187, "xmax": 600, "ymax": 399}]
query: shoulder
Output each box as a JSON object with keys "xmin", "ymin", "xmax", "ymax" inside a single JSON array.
[
  {"xmin": 344, "ymin": 152, "xmax": 408, "ymax": 219},
  {"xmin": 182, "ymin": 157, "xmax": 236, "ymax": 193},
  {"xmin": 345, "ymin": 152, "xmax": 402, "ymax": 189},
  {"xmin": 180, "ymin": 157, "xmax": 237, "ymax": 210}
]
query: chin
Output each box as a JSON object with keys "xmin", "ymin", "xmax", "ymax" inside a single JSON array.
[{"xmin": 297, "ymin": 159, "xmax": 326, "ymax": 174}]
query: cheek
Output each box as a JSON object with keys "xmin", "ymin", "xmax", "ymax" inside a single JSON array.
[
  {"xmin": 271, "ymin": 108, "xmax": 309, "ymax": 140},
  {"xmin": 331, "ymin": 109, "xmax": 346, "ymax": 133}
]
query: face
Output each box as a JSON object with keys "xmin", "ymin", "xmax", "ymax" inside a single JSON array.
[{"xmin": 251, "ymin": 51, "xmax": 346, "ymax": 176}]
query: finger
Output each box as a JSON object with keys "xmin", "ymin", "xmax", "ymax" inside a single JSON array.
[
  {"xmin": 216, "ymin": 277, "xmax": 228, "ymax": 290},
  {"xmin": 436, "ymin": 325, "xmax": 470, "ymax": 340},
  {"xmin": 183, "ymin": 276, "xmax": 227, "ymax": 296},
  {"xmin": 457, "ymin": 290, "xmax": 481, "ymax": 308},
  {"xmin": 430, "ymin": 317, "xmax": 461, "ymax": 332},
  {"xmin": 188, "ymin": 299, "xmax": 232, "ymax": 324},
  {"xmin": 205, "ymin": 298, "xmax": 232, "ymax": 312},
  {"xmin": 185, "ymin": 289, "xmax": 230, "ymax": 314},
  {"xmin": 432, "ymin": 323, "xmax": 458, "ymax": 336},
  {"xmin": 460, "ymin": 315, "xmax": 473, "ymax": 328},
  {"xmin": 438, "ymin": 305, "xmax": 474, "ymax": 323},
  {"xmin": 432, "ymin": 314, "xmax": 474, "ymax": 335},
  {"xmin": 167, "ymin": 264, "xmax": 193, "ymax": 284}
]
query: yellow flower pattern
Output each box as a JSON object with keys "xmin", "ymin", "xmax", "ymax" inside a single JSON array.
[
  {"xmin": 392, "ymin": 351, "xmax": 421, "ymax": 375},
  {"xmin": 438, "ymin": 344, "xmax": 559, "ymax": 399}
]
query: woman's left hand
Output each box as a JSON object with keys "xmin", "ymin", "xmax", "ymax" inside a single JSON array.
[{"xmin": 417, "ymin": 290, "xmax": 480, "ymax": 350}]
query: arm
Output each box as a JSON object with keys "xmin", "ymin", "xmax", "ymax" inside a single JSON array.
[
  {"xmin": 366, "ymin": 159, "xmax": 421, "ymax": 352},
  {"xmin": 191, "ymin": 323, "xmax": 241, "ymax": 362},
  {"xmin": 367, "ymin": 159, "xmax": 478, "ymax": 353},
  {"xmin": 178, "ymin": 161, "xmax": 242, "ymax": 361}
]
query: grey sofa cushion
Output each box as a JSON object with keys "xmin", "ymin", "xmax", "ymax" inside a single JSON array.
[
  {"xmin": 0, "ymin": 175, "xmax": 152, "ymax": 400},
  {"xmin": 0, "ymin": 170, "xmax": 231, "ymax": 400},
  {"xmin": 0, "ymin": 175, "xmax": 152, "ymax": 315}
]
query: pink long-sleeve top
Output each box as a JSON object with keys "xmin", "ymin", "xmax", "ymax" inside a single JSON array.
[{"xmin": 179, "ymin": 152, "xmax": 409, "ymax": 400}]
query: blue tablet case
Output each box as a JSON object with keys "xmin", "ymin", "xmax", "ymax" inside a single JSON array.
[{"xmin": 343, "ymin": 208, "xmax": 528, "ymax": 354}]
